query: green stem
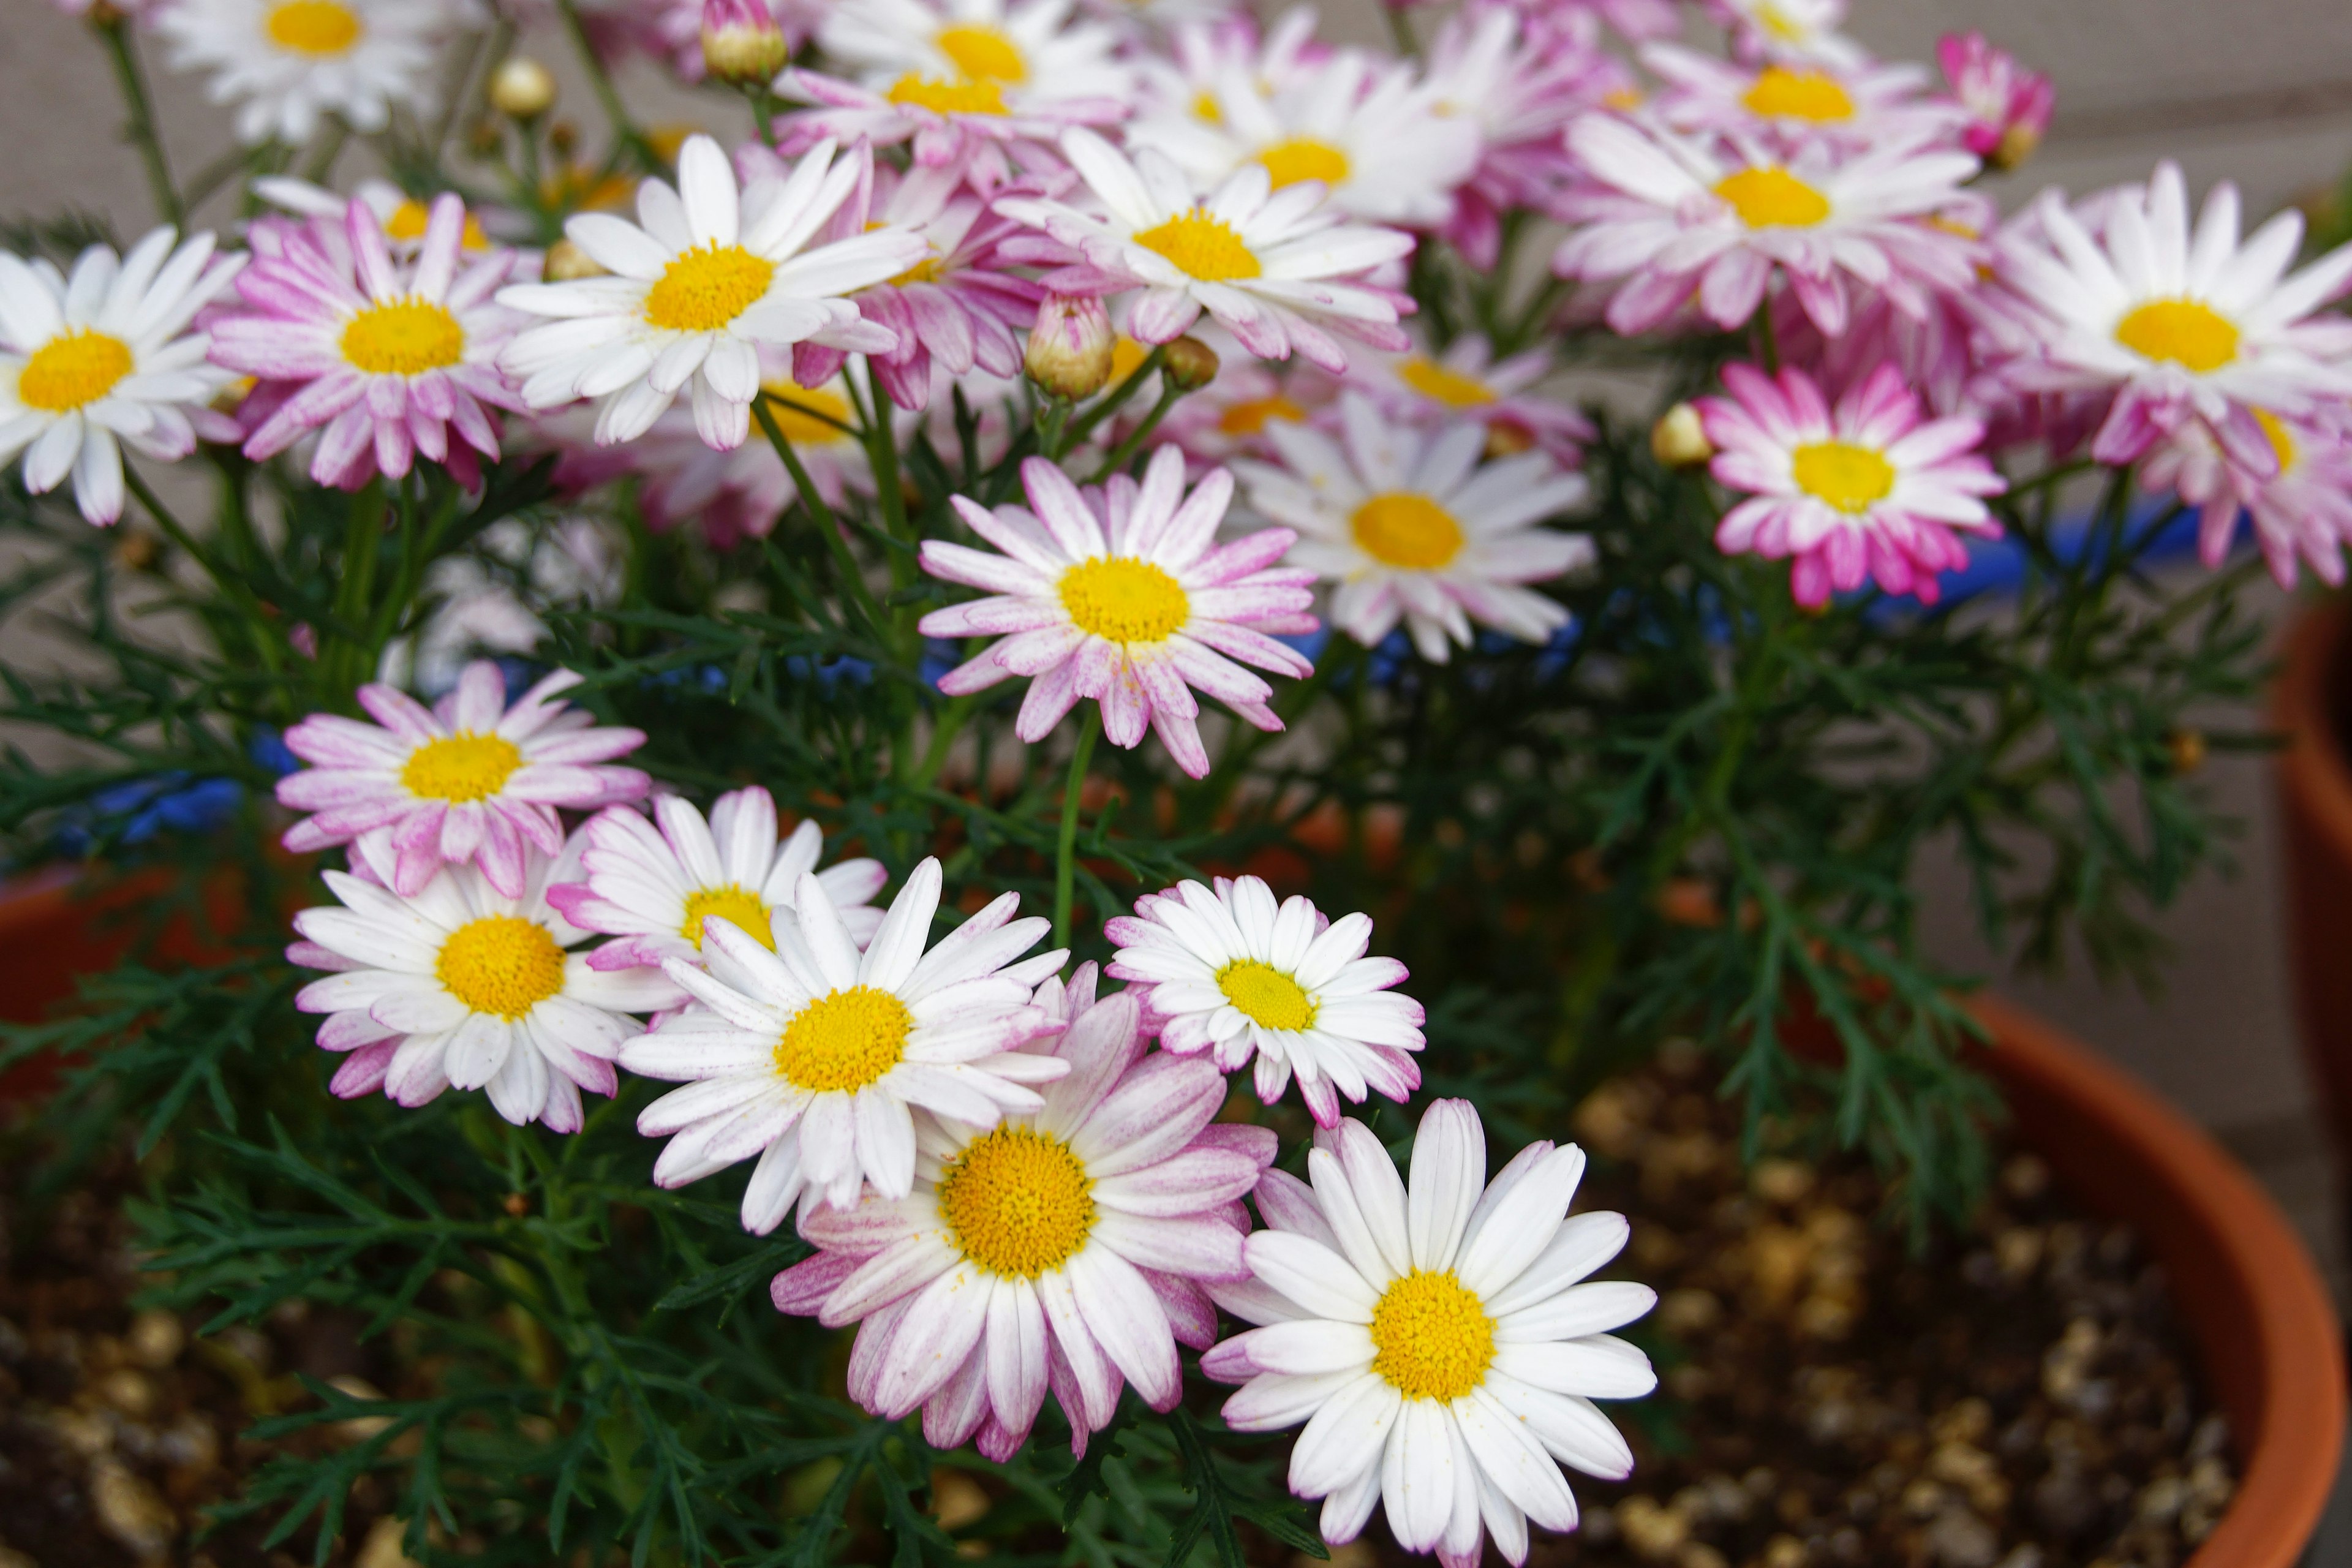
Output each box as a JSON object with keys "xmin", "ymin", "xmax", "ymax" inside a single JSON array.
[
  {"xmin": 434, "ymin": 22, "xmax": 509, "ymax": 163},
  {"xmin": 1087, "ymin": 384, "xmax": 1183, "ymax": 482},
  {"xmin": 1382, "ymin": 3, "xmax": 1420, "ymax": 58},
  {"xmin": 300, "ymin": 121, "xmax": 349, "ymax": 183},
  {"xmin": 1065, "ymin": 347, "xmax": 1165, "ymax": 448},
  {"xmin": 125, "ymin": 465, "xmax": 285, "ymax": 679},
  {"xmin": 96, "ymin": 18, "xmax": 179, "ymax": 225},
  {"xmin": 551, "ymin": 0, "xmax": 657, "ymax": 167},
  {"xmin": 1051, "ymin": 714, "xmax": 1099, "ymax": 951},
  {"xmin": 1754, "ymin": 301, "xmax": 1780, "ymax": 374},
  {"xmin": 755, "ymin": 396, "xmax": 890, "ymax": 640}
]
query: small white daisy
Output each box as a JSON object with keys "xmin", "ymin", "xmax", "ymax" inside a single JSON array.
[
  {"xmin": 153, "ymin": 0, "xmax": 455, "ymax": 146},
  {"xmin": 496, "ymin": 134, "xmax": 924, "ymax": 450},
  {"xmin": 0, "ymin": 227, "xmax": 244, "ymax": 527},
  {"xmin": 1205, "ymin": 1102, "xmax": 1656, "ymax": 1568},
  {"xmin": 1236, "ymin": 393, "xmax": 1593, "ymax": 662},
  {"xmin": 616, "ymin": 857, "xmax": 1069, "ymax": 1226},
  {"xmin": 1105, "ymin": 873, "xmax": 1423, "ymax": 1128},
  {"xmin": 1709, "ymin": 0, "xmax": 1866, "ymax": 70}
]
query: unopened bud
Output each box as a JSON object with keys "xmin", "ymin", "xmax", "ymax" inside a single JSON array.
[
  {"xmin": 489, "ymin": 56, "xmax": 557, "ymax": 120},
  {"xmin": 1161, "ymin": 336, "xmax": 1219, "ymax": 391},
  {"xmin": 542, "ymin": 238, "xmax": 609, "ymax": 282},
  {"xmin": 701, "ymin": 0, "xmax": 788, "ymax": 85},
  {"xmin": 1651, "ymin": 403, "xmax": 1714, "ymax": 469},
  {"xmin": 1025, "ymin": 294, "xmax": 1115, "ymax": 401},
  {"xmin": 2167, "ymin": 726, "xmax": 2207, "ymax": 775},
  {"xmin": 1989, "ymin": 119, "xmax": 2040, "ymax": 172}
]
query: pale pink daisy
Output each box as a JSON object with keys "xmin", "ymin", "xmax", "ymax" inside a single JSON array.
[
  {"xmin": 274, "ymin": 660, "xmax": 650, "ymax": 898},
  {"xmin": 1707, "ymin": 0, "xmax": 1866, "ymax": 70},
  {"xmin": 1365, "ymin": 333, "xmax": 1593, "ymax": 464},
  {"xmin": 1639, "ymin": 45, "xmax": 1958, "ymax": 152},
  {"xmin": 771, "ymin": 965, "xmax": 1276, "ymax": 1458},
  {"xmin": 1937, "ymin": 31, "xmax": 2052, "ymax": 170},
  {"xmin": 2142, "ymin": 409, "xmax": 2352, "ymax": 589}
]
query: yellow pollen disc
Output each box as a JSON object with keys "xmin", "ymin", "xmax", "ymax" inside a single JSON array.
[
  {"xmin": 643, "ymin": 243, "xmax": 776, "ymax": 333},
  {"xmin": 401, "ymin": 732, "xmax": 524, "ymax": 803},
  {"xmin": 1191, "ymin": 89, "xmax": 1223, "ymax": 124},
  {"xmin": 2114, "ymin": 298, "xmax": 2239, "ymax": 374},
  {"xmin": 774, "ymin": 985, "xmax": 912, "ymax": 1093},
  {"xmin": 1371, "ymin": 1268, "xmax": 1495, "ymax": 1402},
  {"xmin": 1741, "ymin": 65, "xmax": 1854, "ymax": 122},
  {"xmin": 1217, "ymin": 393, "xmax": 1305, "ymax": 437},
  {"xmin": 887, "ymin": 249, "xmax": 947, "ymax": 288},
  {"xmin": 937, "ymin": 1126, "xmax": 1096, "ymax": 1278},
  {"xmin": 1603, "ymin": 88, "xmax": 1644, "ymax": 110},
  {"xmin": 1109, "ymin": 336, "xmax": 1152, "ymax": 385},
  {"xmin": 341, "ymin": 296, "xmax": 466, "ymax": 377},
  {"xmin": 385, "ymin": 199, "xmax": 491, "ymax": 251},
  {"xmin": 680, "ymin": 884, "xmax": 775, "ymax": 950},
  {"xmin": 1790, "ymin": 439, "xmax": 1896, "ymax": 514},
  {"xmin": 1133, "ymin": 210, "xmax": 1261, "ymax": 283},
  {"xmin": 266, "ymin": 0, "xmax": 361, "ymax": 53},
  {"xmin": 1351, "ymin": 492, "xmax": 1465, "ymax": 570},
  {"xmin": 17, "ymin": 329, "xmax": 133, "ymax": 413},
  {"xmin": 759, "ymin": 380, "xmax": 854, "ymax": 445},
  {"xmin": 887, "ymin": 74, "xmax": 1010, "ymax": 116},
  {"xmin": 1058, "ymin": 557, "xmax": 1189, "ymax": 644},
  {"xmin": 2255, "ymin": 408, "xmax": 2297, "ymax": 471},
  {"xmin": 437, "ymin": 915, "xmax": 566, "ymax": 1020},
  {"xmin": 1398, "ymin": 356, "xmax": 1496, "ymax": 410},
  {"xmin": 935, "ymin": 22, "xmax": 1025, "ymax": 81},
  {"xmin": 1254, "ymin": 137, "xmax": 1351, "ymax": 191},
  {"xmin": 1216, "ymin": 959, "xmax": 1316, "ymax": 1031},
  {"xmin": 1714, "ymin": 166, "xmax": 1831, "ymax": 229}
]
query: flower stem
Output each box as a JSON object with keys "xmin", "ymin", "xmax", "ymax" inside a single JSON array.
[
  {"xmin": 1065, "ymin": 345, "xmax": 1166, "ymax": 448},
  {"xmin": 96, "ymin": 17, "xmax": 179, "ymax": 225},
  {"xmin": 1754, "ymin": 301, "xmax": 1781, "ymax": 374},
  {"xmin": 551, "ymin": 0, "xmax": 657, "ymax": 168},
  {"xmin": 1052, "ymin": 713, "xmax": 1099, "ymax": 951},
  {"xmin": 755, "ymin": 394, "xmax": 891, "ymax": 641},
  {"xmin": 1086, "ymin": 383, "xmax": 1183, "ymax": 483}
]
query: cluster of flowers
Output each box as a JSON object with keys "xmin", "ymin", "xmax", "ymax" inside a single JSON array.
[{"xmin": 275, "ymin": 658, "xmax": 1646, "ymax": 1566}]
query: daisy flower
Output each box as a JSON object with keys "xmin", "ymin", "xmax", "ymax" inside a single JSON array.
[
  {"xmin": 210, "ymin": 195, "xmax": 524, "ymax": 489},
  {"xmin": 617, "ymin": 858, "xmax": 1068, "ymax": 1226},
  {"xmin": 997, "ymin": 129, "xmax": 1414, "ymax": 373},
  {"xmin": 551, "ymin": 786, "xmax": 889, "ymax": 992},
  {"xmin": 0, "ymin": 227, "xmax": 244, "ymax": 527},
  {"xmin": 288, "ymin": 830, "xmax": 676, "ymax": 1131},
  {"xmin": 1153, "ymin": 345, "xmax": 1336, "ymax": 466},
  {"xmin": 1988, "ymin": 161, "xmax": 2352, "ymax": 470},
  {"xmin": 1937, "ymin": 31, "xmax": 2052, "ymax": 170},
  {"xmin": 1707, "ymin": 0, "xmax": 1866, "ymax": 70},
  {"xmin": 275, "ymin": 660, "xmax": 650, "ymax": 898},
  {"xmin": 1105, "ymin": 874, "xmax": 1423, "ymax": 1127},
  {"xmin": 496, "ymin": 134, "xmax": 922, "ymax": 450},
  {"xmin": 916, "ymin": 447, "xmax": 1317, "ymax": 778},
  {"xmin": 1697, "ymin": 361, "xmax": 2005, "ymax": 608},
  {"xmin": 1640, "ymin": 45, "xmax": 1958, "ymax": 151},
  {"xmin": 1235, "ymin": 393, "xmax": 1591, "ymax": 662},
  {"xmin": 1204, "ymin": 1102, "xmax": 1656, "ymax": 1567},
  {"xmin": 2142, "ymin": 409, "xmax": 2352, "ymax": 589},
  {"xmin": 1365, "ymin": 333, "xmax": 1593, "ymax": 463},
  {"xmin": 252, "ymin": 175, "xmax": 503, "ymax": 253},
  {"xmin": 771, "ymin": 965, "xmax": 1277, "ymax": 1457},
  {"xmin": 1556, "ymin": 115, "xmax": 1980, "ymax": 339},
  {"xmin": 152, "ymin": 0, "xmax": 453, "ymax": 146}
]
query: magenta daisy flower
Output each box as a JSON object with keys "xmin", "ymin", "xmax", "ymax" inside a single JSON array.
[
  {"xmin": 210, "ymin": 195, "xmax": 526, "ymax": 489},
  {"xmin": 1936, "ymin": 31, "xmax": 2052, "ymax": 170},
  {"xmin": 2142, "ymin": 409, "xmax": 2352, "ymax": 589},
  {"xmin": 1697, "ymin": 361, "xmax": 2005, "ymax": 608},
  {"xmin": 916, "ymin": 447, "xmax": 1316, "ymax": 778},
  {"xmin": 276, "ymin": 660, "xmax": 650, "ymax": 898}
]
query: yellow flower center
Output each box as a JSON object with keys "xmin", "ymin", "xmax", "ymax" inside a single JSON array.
[
  {"xmin": 680, "ymin": 884, "xmax": 775, "ymax": 950},
  {"xmin": 1398, "ymin": 356, "xmax": 1496, "ymax": 410},
  {"xmin": 385, "ymin": 199, "xmax": 491, "ymax": 251},
  {"xmin": 886, "ymin": 75, "xmax": 1009, "ymax": 116},
  {"xmin": 2255, "ymin": 408, "xmax": 2297, "ymax": 471},
  {"xmin": 1254, "ymin": 137, "xmax": 1351, "ymax": 191},
  {"xmin": 1133, "ymin": 211, "xmax": 1261, "ymax": 283},
  {"xmin": 886, "ymin": 249, "xmax": 947, "ymax": 288},
  {"xmin": 1755, "ymin": 1, "xmax": 1809, "ymax": 42},
  {"xmin": 437, "ymin": 915, "xmax": 566, "ymax": 1020},
  {"xmin": 935, "ymin": 23, "xmax": 1025, "ymax": 81},
  {"xmin": 774, "ymin": 984, "xmax": 911, "ymax": 1093},
  {"xmin": 1217, "ymin": 393, "xmax": 1306, "ymax": 437},
  {"xmin": 17, "ymin": 330, "xmax": 133, "ymax": 413},
  {"xmin": 1191, "ymin": 89, "xmax": 1223, "ymax": 124},
  {"xmin": 760, "ymin": 380, "xmax": 854, "ymax": 445},
  {"xmin": 1216, "ymin": 959, "xmax": 1316, "ymax": 1031},
  {"xmin": 2113, "ymin": 298, "xmax": 2239, "ymax": 374},
  {"xmin": 1058, "ymin": 557, "xmax": 1189, "ymax": 644},
  {"xmin": 341, "ymin": 297, "xmax": 466, "ymax": 377},
  {"xmin": 401, "ymin": 732, "xmax": 524, "ymax": 802},
  {"xmin": 265, "ymin": 0, "xmax": 361, "ymax": 54},
  {"xmin": 937, "ymin": 1126, "xmax": 1096, "ymax": 1278},
  {"xmin": 1741, "ymin": 65, "xmax": 1853, "ymax": 122},
  {"xmin": 1714, "ymin": 167, "xmax": 1832, "ymax": 229},
  {"xmin": 1370, "ymin": 1268, "xmax": 1495, "ymax": 1402},
  {"xmin": 1351, "ymin": 492, "xmax": 1466, "ymax": 570},
  {"xmin": 1109, "ymin": 336, "xmax": 1152, "ymax": 385},
  {"xmin": 643, "ymin": 243, "xmax": 775, "ymax": 333},
  {"xmin": 1790, "ymin": 439, "xmax": 1895, "ymax": 514}
]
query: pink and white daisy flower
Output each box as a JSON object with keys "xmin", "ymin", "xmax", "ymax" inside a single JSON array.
[
  {"xmin": 916, "ymin": 447, "xmax": 1317, "ymax": 778},
  {"xmin": 2142, "ymin": 409, "xmax": 2352, "ymax": 589},
  {"xmin": 1698, "ymin": 361, "xmax": 2005, "ymax": 608},
  {"xmin": 771, "ymin": 965, "xmax": 1277, "ymax": 1458},
  {"xmin": 211, "ymin": 194, "xmax": 525, "ymax": 489},
  {"xmin": 288, "ymin": 829, "xmax": 674, "ymax": 1131},
  {"xmin": 1363, "ymin": 333, "xmax": 1593, "ymax": 464},
  {"xmin": 251, "ymin": 176, "xmax": 508, "ymax": 254},
  {"xmin": 1106, "ymin": 874, "xmax": 1423, "ymax": 1127},
  {"xmin": 1706, "ymin": 0, "xmax": 1866, "ymax": 70},
  {"xmin": 1204, "ymin": 1102, "xmax": 1655, "ymax": 1568},
  {"xmin": 1936, "ymin": 31, "xmax": 2052, "ymax": 170},
  {"xmin": 1152, "ymin": 345, "xmax": 1336, "ymax": 466},
  {"xmin": 1639, "ymin": 45, "xmax": 1958, "ymax": 153},
  {"xmin": 615, "ymin": 858, "xmax": 1068, "ymax": 1226},
  {"xmin": 275, "ymin": 660, "xmax": 650, "ymax": 898}
]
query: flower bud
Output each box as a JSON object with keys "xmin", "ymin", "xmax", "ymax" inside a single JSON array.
[
  {"xmin": 701, "ymin": 0, "xmax": 788, "ymax": 85},
  {"xmin": 2167, "ymin": 726, "xmax": 2207, "ymax": 775},
  {"xmin": 1025, "ymin": 295, "xmax": 1116, "ymax": 401},
  {"xmin": 1161, "ymin": 336, "xmax": 1219, "ymax": 391},
  {"xmin": 1990, "ymin": 119, "xmax": 2041, "ymax": 173},
  {"xmin": 1650, "ymin": 403, "xmax": 1714, "ymax": 469},
  {"xmin": 489, "ymin": 56, "xmax": 557, "ymax": 120},
  {"xmin": 542, "ymin": 238, "xmax": 610, "ymax": 282}
]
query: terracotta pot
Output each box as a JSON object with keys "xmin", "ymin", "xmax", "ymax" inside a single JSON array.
[{"xmin": 2275, "ymin": 604, "xmax": 2352, "ymax": 1216}]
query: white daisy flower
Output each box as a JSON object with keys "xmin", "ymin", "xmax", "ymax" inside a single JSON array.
[
  {"xmin": 995, "ymin": 129, "xmax": 1414, "ymax": 372},
  {"xmin": 153, "ymin": 0, "xmax": 455, "ymax": 146},
  {"xmin": 288, "ymin": 829, "xmax": 676, "ymax": 1131},
  {"xmin": 0, "ymin": 227, "xmax": 243, "ymax": 527},
  {"xmin": 1708, "ymin": 0, "xmax": 1866, "ymax": 70},
  {"xmin": 496, "ymin": 134, "xmax": 924, "ymax": 450},
  {"xmin": 1205, "ymin": 1102, "xmax": 1656, "ymax": 1568},
  {"xmin": 1105, "ymin": 873, "xmax": 1423, "ymax": 1128},
  {"xmin": 1235, "ymin": 393, "xmax": 1593, "ymax": 663},
  {"xmin": 616, "ymin": 857, "xmax": 1069, "ymax": 1227}
]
